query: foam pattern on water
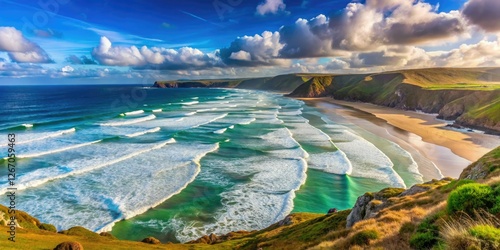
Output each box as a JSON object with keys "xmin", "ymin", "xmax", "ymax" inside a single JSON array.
[{"xmin": 7, "ymin": 142, "xmax": 218, "ymax": 232}]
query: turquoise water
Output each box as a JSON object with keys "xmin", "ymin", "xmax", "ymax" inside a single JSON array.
[{"xmin": 0, "ymin": 85, "xmax": 425, "ymax": 243}]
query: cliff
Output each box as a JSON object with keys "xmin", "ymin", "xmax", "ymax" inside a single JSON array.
[
  {"xmin": 154, "ymin": 68, "xmax": 500, "ymax": 134},
  {"xmin": 287, "ymin": 68, "xmax": 500, "ymax": 134},
  {"xmin": 153, "ymin": 74, "xmax": 308, "ymax": 93}
]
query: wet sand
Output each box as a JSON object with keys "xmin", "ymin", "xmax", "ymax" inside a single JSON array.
[{"xmin": 301, "ymin": 98, "xmax": 500, "ymax": 178}]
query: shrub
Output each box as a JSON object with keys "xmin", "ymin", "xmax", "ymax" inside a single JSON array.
[
  {"xmin": 409, "ymin": 213, "xmax": 442, "ymax": 250},
  {"xmin": 491, "ymin": 185, "xmax": 500, "ymax": 214},
  {"xmin": 349, "ymin": 230, "xmax": 378, "ymax": 246},
  {"xmin": 447, "ymin": 183, "xmax": 494, "ymax": 215},
  {"xmin": 410, "ymin": 232, "xmax": 439, "ymax": 250},
  {"xmin": 469, "ymin": 225, "xmax": 500, "ymax": 249}
]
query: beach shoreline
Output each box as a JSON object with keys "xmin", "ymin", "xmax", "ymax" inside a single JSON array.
[{"xmin": 299, "ymin": 97, "xmax": 500, "ymax": 178}]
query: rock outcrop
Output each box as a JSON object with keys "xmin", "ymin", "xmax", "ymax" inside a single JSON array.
[
  {"xmin": 53, "ymin": 241, "xmax": 84, "ymax": 250},
  {"xmin": 346, "ymin": 188, "xmax": 405, "ymax": 228},
  {"xmin": 460, "ymin": 146, "xmax": 500, "ymax": 180},
  {"xmin": 141, "ymin": 236, "xmax": 161, "ymax": 244}
]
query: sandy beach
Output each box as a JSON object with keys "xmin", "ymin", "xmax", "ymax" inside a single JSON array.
[{"xmin": 301, "ymin": 97, "xmax": 500, "ymax": 178}]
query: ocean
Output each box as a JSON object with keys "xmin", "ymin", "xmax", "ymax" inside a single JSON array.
[{"xmin": 0, "ymin": 85, "xmax": 432, "ymax": 242}]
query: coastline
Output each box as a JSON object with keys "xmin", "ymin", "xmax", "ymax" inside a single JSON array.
[{"xmin": 299, "ymin": 97, "xmax": 500, "ymax": 178}]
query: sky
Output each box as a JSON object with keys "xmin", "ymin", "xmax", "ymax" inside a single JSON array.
[{"xmin": 0, "ymin": 0, "xmax": 499, "ymax": 84}]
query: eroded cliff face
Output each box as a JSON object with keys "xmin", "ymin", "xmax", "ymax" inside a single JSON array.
[{"xmin": 287, "ymin": 73, "xmax": 500, "ymax": 134}]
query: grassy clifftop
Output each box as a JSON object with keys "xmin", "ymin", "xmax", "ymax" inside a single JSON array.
[
  {"xmin": 2, "ymin": 147, "xmax": 499, "ymax": 249},
  {"xmin": 154, "ymin": 74, "xmax": 308, "ymax": 93},
  {"xmin": 286, "ymin": 68, "xmax": 500, "ymax": 133},
  {"xmin": 154, "ymin": 67, "xmax": 500, "ymax": 133}
]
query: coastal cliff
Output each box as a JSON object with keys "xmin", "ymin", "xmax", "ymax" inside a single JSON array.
[{"xmin": 153, "ymin": 67, "xmax": 500, "ymax": 134}]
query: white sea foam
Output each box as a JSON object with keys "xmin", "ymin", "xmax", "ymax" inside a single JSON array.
[
  {"xmin": 213, "ymin": 128, "xmax": 227, "ymax": 134},
  {"xmin": 238, "ymin": 117, "xmax": 256, "ymax": 125},
  {"xmin": 278, "ymin": 120, "xmax": 353, "ymax": 175},
  {"xmin": 100, "ymin": 114, "xmax": 156, "ymax": 126},
  {"xmin": 124, "ymin": 110, "xmax": 144, "ymax": 116},
  {"xmin": 172, "ymin": 155, "xmax": 307, "ymax": 242},
  {"xmin": 185, "ymin": 112, "xmax": 197, "ymax": 116},
  {"xmin": 191, "ymin": 97, "xmax": 199, "ymax": 100},
  {"xmin": 308, "ymin": 151, "xmax": 353, "ymax": 175},
  {"xmin": 9, "ymin": 142, "xmax": 219, "ymax": 233},
  {"xmin": 330, "ymin": 129, "xmax": 406, "ymax": 188},
  {"xmin": 125, "ymin": 127, "xmax": 161, "ymax": 137},
  {"xmin": 182, "ymin": 101, "xmax": 199, "ymax": 105},
  {"xmin": 23, "ymin": 123, "xmax": 34, "ymax": 128},
  {"xmin": 279, "ymin": 109, "xmax": 302, "ymax": 116},
  {"xmin": 229, "ymin": 125, "xmax": 234, "ymax": 129},
  {"xmin": 152, "ymin": 109, "xmax": 162, "ymax": 113},
  {"xmin": 215, "ymin": 96, "xmax": 226, "ymax": 100},
  {"xmin": 137, "ymin": 113, "xmax": 229, "ymax": 131},
  {"xmin": 17, "ymin": 128, "xmax": 76, "ymax": 145},
  {"xmin": 0, "ymin": 139, "xmax": 175, "ymax": 194},
  {"xmin": 15, "ymin": 140, "xmax": 102, "ymax": 159}
]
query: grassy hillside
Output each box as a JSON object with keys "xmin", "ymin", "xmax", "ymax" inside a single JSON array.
[
  {"xmin": 2, "ymin": 147, "xmax": 499, "ymax": 249},
  {"xmin": 154, "ymin": 74, "xmax": 308, "ymax": 93},
  {"xmin": 153, "ymin": 67, "xmax": 500, "ymax": 133},
  {"xmin": 285, "ymin": 68, "xmax": 500, "ymax": 134}
]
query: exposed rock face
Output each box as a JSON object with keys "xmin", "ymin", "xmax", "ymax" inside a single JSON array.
[
  {"xmin": 99, "ymin": 232, "xmax": 117, "ymax": 240},
  {"xmin": 53, "ymin": 241, "xmax": 83, "ymax": 250},
  {"xmin": 188, "ymin": 230, "xmax": 253, "ymax": 244},
  {"xmin": 346, "ymin": 188, "xmax": 405, "ymax": 228},
  {"xmin": 141, "ymin": 236, "xmax": 161, "ymax": 244},
  {"xmin": 460, "ymin": 147, "xmax": 500, "ymax": 180},
  {"xmin": 188, "ymin": 233, "xmax": 219, "ymax": 244},
  {"xmin": 278, "ymin": 215, "xmax": 293, "ymax": 226},
  {"xmin": 346, "ymin": 194, "xmax": 380, "ymax": 228},
  {"xmin": 327, "ymin": 208, "xmax": 338, "ymax": 214}
]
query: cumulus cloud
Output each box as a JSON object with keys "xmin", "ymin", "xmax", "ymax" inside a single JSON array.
[
  {"xmin": 0, "ymin": 27, "xmax": 53, "ymax": 63},
  {"xmin": 256, "ymin": 0, "xmax": 287, "ymax": 15},
  {"xmin": 279, "ymin": 15, "xmax": 348, "ymax": 58},
  {"xmin": 92, "ymin": 36, "xmax": 221, "ymax": 69},
  {"xmin": 219, "ymin": 31, "xmax": 286, "ymax": 66},
  {"xmin": 349, "ymin": 46, "xmax": 433, "ymax": 69},
  {"xmin": 278, "ymin": 0, "xmax": 465, "ymax": 58},
  {"xmin": 433, "ymin": 38, "xmax": 500, "ymax": 67},
  {"xmin": 229, "ymin": 50, "xmax": 252, "ymax": 61},
  {"xmin": 462, "ymin": 0, "xmax": 500, "ymax": 32}
]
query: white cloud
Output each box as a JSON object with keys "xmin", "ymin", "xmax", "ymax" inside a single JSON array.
[
  {"xmin": 220, "ymin": 31, "xmax": 285, "ymax": 66},
  {"xmin": 0, "ymin": 27, "xmax": 53, "ymax": 63},
  {"xmin": 61, "ymin": 66, "xmax": 74, "ymax": 73},
  {"xmin": 256, "ymin": 0, "xmax": 287, "ymax": 15},
  {"xmin": 433, "ymin": 38, "xmax": 500, "ymax": 67},
  {"xmin": 92, "ymin": 36, "xmax": 221, "ymax": 69},
  {"xmin": 279, "ymin": 0, "xmax": 466, "ymax": 58},
  {"xmin": 229, "ymin": 50, "xmax": 252, "ymax": 61}
]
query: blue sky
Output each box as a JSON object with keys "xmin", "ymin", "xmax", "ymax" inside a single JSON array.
[{"xmin": 0, "ymin": 0, "xmax": 499, "ymax": 84}]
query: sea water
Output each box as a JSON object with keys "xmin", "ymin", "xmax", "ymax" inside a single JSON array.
[{"xmin": 0, "ymin": 85, "xmax": 433, "ymax": 243}]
